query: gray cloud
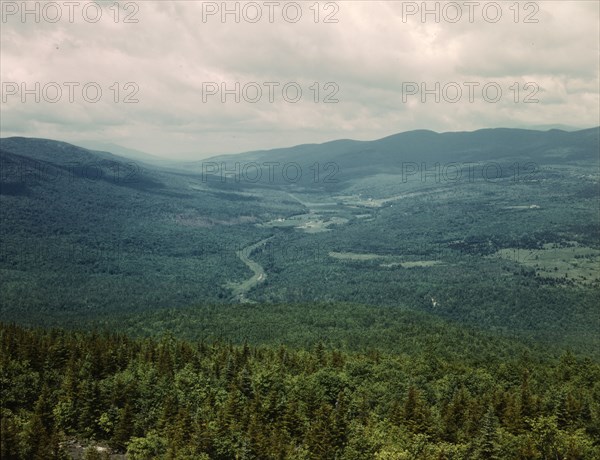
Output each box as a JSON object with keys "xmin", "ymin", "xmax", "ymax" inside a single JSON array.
[{"xmin": 1, "ymin": 1, "xmax": 598, "ymax": 159}]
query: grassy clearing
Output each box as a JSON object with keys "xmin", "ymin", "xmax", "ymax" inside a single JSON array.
[
  {"xmin": 329, "ymin": 251, "xmax": 384, "ymax": 261},
  {"xmin": 259, "ymin": 214, "xmax": 349, "ymax": 233},
  {"xmin": 493, "ymin": 244, "xmax": 600, "ymax": 284},
  {"xmin": 329, "ymin": 252, "xmax": 443, "ymax": 268}
]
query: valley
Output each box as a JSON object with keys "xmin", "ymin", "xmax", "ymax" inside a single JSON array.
[
  {"xmin": 1, "ymin": 128, "xmax": 599, "ymax": 459},
  {"xmin": 1, "ymin": 129, "xmax": 599, "ymax": 355}
]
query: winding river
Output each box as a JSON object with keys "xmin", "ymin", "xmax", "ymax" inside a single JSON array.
[{"xmin": 229, "ymin": 236, "xmax": 274, "ymax": 303}]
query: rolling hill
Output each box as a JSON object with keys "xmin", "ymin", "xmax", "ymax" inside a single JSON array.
[{"xmin": 197, "ymin": 127, "xmax": 599, "ymax": 188}]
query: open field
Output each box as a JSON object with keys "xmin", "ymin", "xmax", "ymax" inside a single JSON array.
[{"xmin": 493, "ymin": 244, "xmax": 600, "ymax": 285}]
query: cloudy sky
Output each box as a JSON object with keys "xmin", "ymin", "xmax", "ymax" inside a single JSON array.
[{"xmin": 1, "ymin": 1, "xmax": 598, "ymax": 159}]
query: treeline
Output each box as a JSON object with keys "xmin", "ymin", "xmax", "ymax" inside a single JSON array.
[{"xmin": 1, "ymin": 323, "xmax": 600, "ymax": 459}]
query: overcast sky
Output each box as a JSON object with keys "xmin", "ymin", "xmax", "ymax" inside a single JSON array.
[{"xmin": 1, "ymin": 1, "xmax": 598, "ymax": 159}]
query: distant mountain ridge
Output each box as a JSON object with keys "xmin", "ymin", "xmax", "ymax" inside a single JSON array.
[
  {"xmin": 73, "ymin": 140, "xmax": 174, "ymax": 166},
  {"xmin": 1, "ymin": 137, "xmax": 131, "ymax": 163},
  {"xmin": 194, "ymin": 127, "xmax": 599, "ymax": 187},
  {"xmin": 206, "ymin": 126, "xmax": 599, "ymax": 162},
  {"xmin": 3, "ymin": 126, "xmax": 598, "ymax": 169}
]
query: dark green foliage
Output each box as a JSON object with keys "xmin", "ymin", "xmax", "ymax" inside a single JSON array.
[{"xmin": 1, "ymin": 323, "xmax": 599, "ymax": 459}]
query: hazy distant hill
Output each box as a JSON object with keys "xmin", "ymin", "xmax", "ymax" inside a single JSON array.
[
  {"xmin": 73, "ymin": 140, "xmax": 175, "ymax": 167},
  {"xmin": 197, "ymin": 127, "xmax": 599, "ymax": 187}
]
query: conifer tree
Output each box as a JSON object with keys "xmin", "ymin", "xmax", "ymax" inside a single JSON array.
[{"xmin": 475, "ymin": 407, "xmax": 500, "ymax": 460}]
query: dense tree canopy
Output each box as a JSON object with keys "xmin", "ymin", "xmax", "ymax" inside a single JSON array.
[{"xmin": 2, "ymin": 323, "xmax": 599, "ymax": 459}]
